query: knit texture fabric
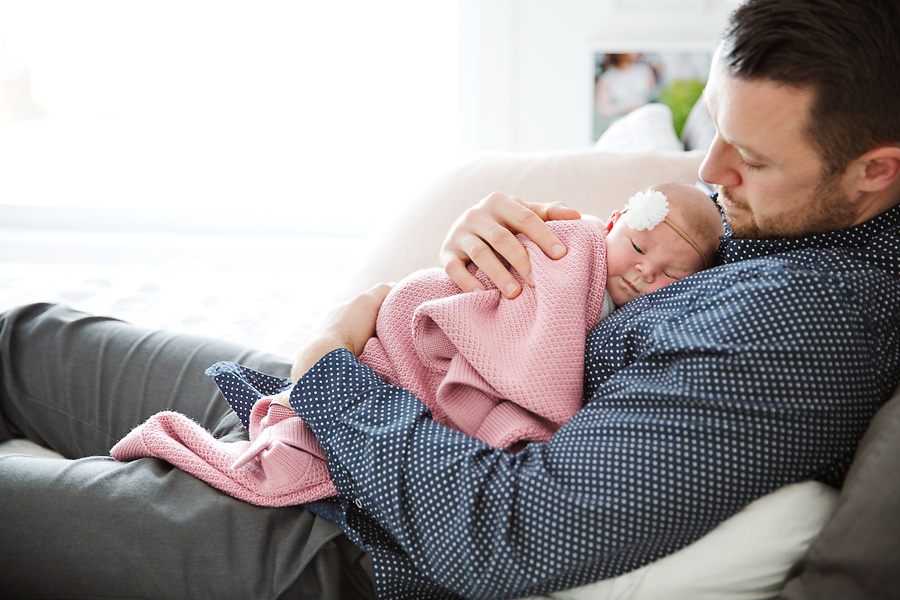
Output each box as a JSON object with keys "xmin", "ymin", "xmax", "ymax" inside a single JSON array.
[
  {"xmin": 112, "ymin": 218, "xmax": 609, "ymax": 505},
  {"xmin": 361, "ymin": 218, "xmax": 609, "ymax": 448},
  {"xmin": 111, "ymin": 398, "xmax": 337, "ymax": 506}
]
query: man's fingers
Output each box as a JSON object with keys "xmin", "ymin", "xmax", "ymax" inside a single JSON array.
[
  {"xmin": 440, "ymin": 193, "xmax": 580, "ymax": 296},
  {"xmin": 482, "ymin": 224, "xmax": 533, "ymax": 291},
  {"xmin": 519, "ymin": 201, "xmax": 581, "ymax": 260},
  {"xmin": 443, "ymin": 257, "xmax": 485, "ymax": 293},
  {"xmin": 539, "ymin": 202, "xmax": 582, "ymax": 222},
  {"xmin": 348, "ymin": 282, "xmax": 394, "ymax": 340},
  {"xmin": 361, "ymin": 282, "xmax": 394, "ymax": 307},
  {"xmin": 446, "ymin": 231, "xmax": 526, "ymax": 298}
]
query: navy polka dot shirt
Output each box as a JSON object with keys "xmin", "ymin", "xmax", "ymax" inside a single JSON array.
[{"xmin": 211, "ymin": 200, "xmax": 900, "ymax": 599}]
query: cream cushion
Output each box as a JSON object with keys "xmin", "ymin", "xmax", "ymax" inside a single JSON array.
[{"xmin": 338, "ymin": 147, "xmax": 706, "ymax": 298}]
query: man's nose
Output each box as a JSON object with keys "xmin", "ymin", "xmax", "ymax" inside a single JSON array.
[{"xmin": 699, "ymin": 133, "xmax": 741, "ymax": 188}]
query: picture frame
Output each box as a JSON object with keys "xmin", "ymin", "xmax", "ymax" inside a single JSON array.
[{"xmin": 592, "ymin": 44, "xmax": 714, "ymax": 142}]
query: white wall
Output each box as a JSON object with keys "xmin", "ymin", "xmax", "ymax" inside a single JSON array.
[{"xmin": 459, "ymin": 0, "xmax": 736, "ymax": 153}]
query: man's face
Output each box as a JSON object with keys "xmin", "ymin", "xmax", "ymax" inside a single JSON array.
[{"xmin": 699, "ymin": 51, "xmax": 854, "ymax": 239}]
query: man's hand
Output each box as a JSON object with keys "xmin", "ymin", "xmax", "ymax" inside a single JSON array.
[
  {"xmin": 439, "ymin": 192, "xmax": 581, "ymax": 298},
  {"xmin": 291, "ymin": 283, "xmax": 393, "ymax": 382}
]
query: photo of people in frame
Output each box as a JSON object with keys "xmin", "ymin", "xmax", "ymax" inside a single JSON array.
[{"xmin": 593, "ymin": 49, "xmax": 713, "ymax": 141}]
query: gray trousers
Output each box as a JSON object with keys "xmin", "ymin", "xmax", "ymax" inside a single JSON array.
[{"xmin": 0, "ymin": 303, "xmax": 375, "ymax": 599}]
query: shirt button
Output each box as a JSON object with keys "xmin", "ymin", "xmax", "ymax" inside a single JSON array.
[{"xmin": 354, "ymin": 498, "xmax": 364, "ymax": 508}]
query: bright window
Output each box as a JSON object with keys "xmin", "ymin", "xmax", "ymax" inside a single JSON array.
[{"xmin": 0, "ymin": 1, "xmax": 460, "ymax": 237}]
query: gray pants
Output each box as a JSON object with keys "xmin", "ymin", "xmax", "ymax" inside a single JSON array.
[{"xmin": 0, "ymin": 303, "xmax": 375, "ymax": 599}]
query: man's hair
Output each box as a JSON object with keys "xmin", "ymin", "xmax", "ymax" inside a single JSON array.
[{"xmin": 722, "ymin": 0, "xmax": 900, "ymax": 176}]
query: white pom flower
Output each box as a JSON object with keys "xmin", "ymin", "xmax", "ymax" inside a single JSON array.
[{"xmin": 622, "ymin": 189, "xmax": 669, "ymax": 231}]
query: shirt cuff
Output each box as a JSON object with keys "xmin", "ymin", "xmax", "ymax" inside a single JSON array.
[
  {"xmin": 287, "ymin": 348, "xmax": 384, "ymax": 436},
  {"xmin": 286, "ymin": 347, "xmax": 437, "ymax": 523}
]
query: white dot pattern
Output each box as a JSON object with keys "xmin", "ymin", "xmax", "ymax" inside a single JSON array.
[
  {"xmin": 205, "ymin": 361, "xmax": 293, "ymax": 426},
  {"xmin": 209, "ymin": 201, "xmax": 900, "ymax": 599}
]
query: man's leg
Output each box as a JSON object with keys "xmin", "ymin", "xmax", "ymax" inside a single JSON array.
[
  {"xmin": 0, "ymin": 302, "xmax": 283, "ymax": 456},
  {"xmin": 0, "ymin": 303, "xmax": 373, "ymax": 599}
]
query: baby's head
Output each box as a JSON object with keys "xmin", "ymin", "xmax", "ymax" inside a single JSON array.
[{"xmin": 603, "ymin": 182, "xmax": 724, "ymax": 306}]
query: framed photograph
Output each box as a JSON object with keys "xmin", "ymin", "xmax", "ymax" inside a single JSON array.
[{"xmin": 592, "ymin": 45, "xmax": 714, "ymax": 141}]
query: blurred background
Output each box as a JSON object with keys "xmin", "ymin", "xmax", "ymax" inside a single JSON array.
[{"xmin": 0, "ymin": 0, "xmax": 736, "ymax": 273}]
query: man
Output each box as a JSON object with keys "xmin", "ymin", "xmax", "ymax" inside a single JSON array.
[
  {"xmin": 285, "ymin": 0, "xmax": 900, "ymax": 597},
  {"xmin": 1, "ymin": 1, "xmax": 898, "ymax": 599}
]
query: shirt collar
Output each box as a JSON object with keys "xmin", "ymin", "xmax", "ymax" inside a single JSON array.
[{"xmin": 712, "ymin": 193, "xmax": 900, "ymax": 265}]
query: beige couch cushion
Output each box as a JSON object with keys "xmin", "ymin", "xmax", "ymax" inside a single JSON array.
[{"xmin": 339, "ymin": 148, "xmax": 706, "ymax": 298}]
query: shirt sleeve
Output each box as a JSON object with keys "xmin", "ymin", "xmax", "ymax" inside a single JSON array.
[{"xmin": 289, "ymin": 265, "xmax": 887, "ymax": 599}]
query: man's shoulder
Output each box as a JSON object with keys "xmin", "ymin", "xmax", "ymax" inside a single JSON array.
[
  {"xmin": 650, "ymin": 249, "xmax": 897, "ymax": 342},
  {"xmin": 709, "ymin": 246, "xmax": 893, "ymax": 293}
]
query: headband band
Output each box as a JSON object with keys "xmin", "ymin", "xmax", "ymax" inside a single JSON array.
[
  {"xmin": 621, "ymin": 188, "xmax": 708, "ymax": 268},
  {"xmin": 662, "ymin": 217, "xmax": 708, "ymax": 268}
]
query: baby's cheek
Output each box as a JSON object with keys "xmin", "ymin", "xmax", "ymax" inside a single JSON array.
[{"xmin": 645, "ymin": 280, "xmax": 671, "ymax": 294}]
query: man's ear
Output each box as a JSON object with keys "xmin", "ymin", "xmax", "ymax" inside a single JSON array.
[
  {"xmin": 605, "ymin": 211, "xmax": 621, "ymax": 235},
  {"xmin": 856, "ymin": 146, "xmax": 900, "ymax": 193}
]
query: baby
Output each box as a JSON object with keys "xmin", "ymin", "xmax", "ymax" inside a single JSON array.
[
  {"xmin": 603, "ymin": 181, "xmax": 723, "ymax": 307},
  {"xmin": 113, "ymin": 182, "xmax": 724, "ymax": 506},
  {"xmin": 270, "ymin": 181, "xmax": 723, "ymax": 445}
]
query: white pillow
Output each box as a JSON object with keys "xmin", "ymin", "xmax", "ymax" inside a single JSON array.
[
  {"xmin": 594, "ymin": 103, "xmax": 684, "ymax": 153},
  {"xmin": 520, "ymin": 481, "xmax": 838, "ymax": 600},
  {"xmin": 631, "ymin": 481, "xmax": 838, "ymax": 599}
]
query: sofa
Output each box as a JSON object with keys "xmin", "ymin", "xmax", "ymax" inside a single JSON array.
[{"xmin": 1, "ymin": 103, "xmax": 897, "ymax": 599}]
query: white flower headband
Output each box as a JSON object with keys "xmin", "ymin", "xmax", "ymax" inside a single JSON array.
[
  {"xmin": 622, "ymin": 189, "xmax": 669, "ymax": 231},
  {"xmin": 621, "ymin": 188, "xmax": 708, "ymax": 267}
]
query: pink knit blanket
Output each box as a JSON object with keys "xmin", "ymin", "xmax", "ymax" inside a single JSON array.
[{"xmin": 112, "ymin": 218, "xmax": 609, "ymax": 506}]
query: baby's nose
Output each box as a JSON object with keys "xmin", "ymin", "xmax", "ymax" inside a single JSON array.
[{"xmin": 636, "ymin": 262, "xmax": 658, "ymax": 281}]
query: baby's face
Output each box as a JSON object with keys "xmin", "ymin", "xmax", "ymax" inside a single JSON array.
[{"xmin": 604, "ymin": 213, "xmax": 706, "ymax": 306}]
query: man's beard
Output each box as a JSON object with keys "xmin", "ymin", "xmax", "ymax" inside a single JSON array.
[{"xmin": 719, "ymin": 173, "xmax": 854, "ymax": 239}]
